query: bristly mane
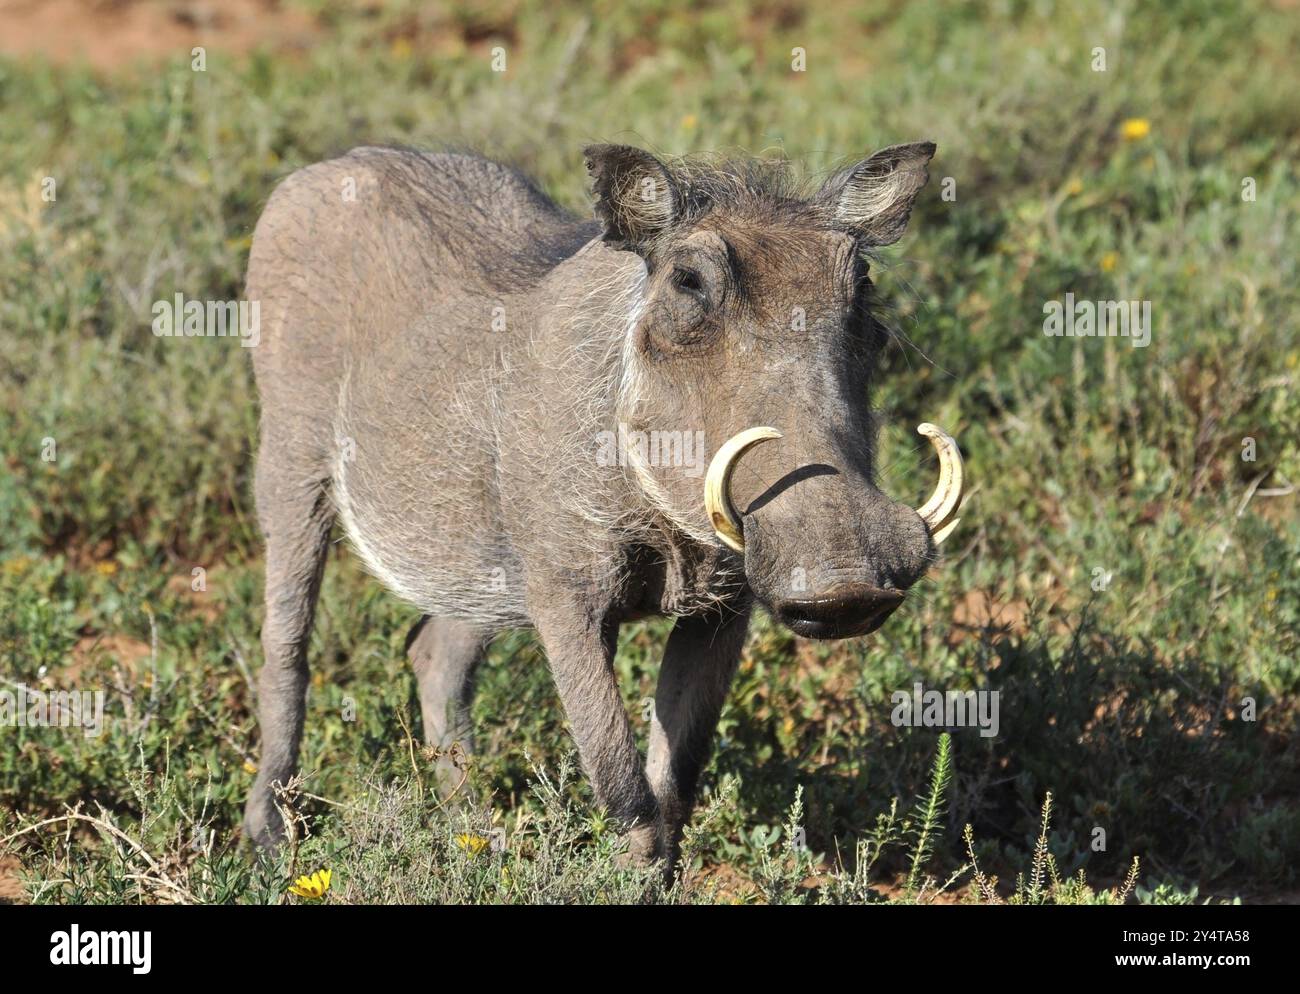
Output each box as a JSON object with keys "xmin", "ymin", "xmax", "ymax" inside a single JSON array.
[{"xmin": 667, "ymin": 154, "xmax": 816, "ymax": 222}]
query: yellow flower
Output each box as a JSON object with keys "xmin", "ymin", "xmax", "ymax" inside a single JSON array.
[
  {"xmin": 1120, "ymin": 118, "xmax": 1150, "ymax": 141},
  {"xmin": 95, "ymin": 561, "xmax": 118, "ymax": 576},
  {"xmin": 455, "ymin": 833, "xmax": 489, "ymax": 857},
  {"xmin": 681, "ymin": 113, "xmax": 698, "ymax": 130},
  {"xmin": 1100, "ymin": 251, "xmax": 1119, "ymax": 273},
  {"xmin": 288, "ymin": 868, "xmax": 331, "ymax": 900},
  {"xmin": 1065, "ymin": 177, "xmax": 1084, "ymax": 196},
  {"xmin": 242, "ymin": 760, "xmax": 258, "ymax": 775}
]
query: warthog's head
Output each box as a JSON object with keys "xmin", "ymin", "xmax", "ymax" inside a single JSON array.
[{"xmin": 586, "ymin": 141, "xmax": 961, "ymax": 639}]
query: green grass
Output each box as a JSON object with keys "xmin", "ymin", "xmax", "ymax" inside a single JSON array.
[{"xmin": 1, "ymin": 0, "xmax": 1297, "ymax": 904}]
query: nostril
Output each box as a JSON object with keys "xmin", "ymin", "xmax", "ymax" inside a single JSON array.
[{"xmin": 772, "ymin": 584, "xmax": 905, "ymax": 640}]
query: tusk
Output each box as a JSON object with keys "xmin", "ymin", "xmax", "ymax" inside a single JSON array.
[
  {"xmin": 704, "ymin": 427, "xmax": 783, "ymax": 552},
  {"xmin": 915, "ymin": 422, "xmax": 964, "ymax": 544}
]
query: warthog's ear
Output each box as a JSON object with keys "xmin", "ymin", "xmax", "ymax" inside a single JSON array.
[
  {"xmin": 583, "ymin": 144, "xmax": 681, "ymax": 252},
  {"xmin": 817, "ymin": 141, "xmax": 936, "ymax": 246}
]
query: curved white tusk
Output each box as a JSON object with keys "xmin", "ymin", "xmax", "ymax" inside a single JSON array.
[
  {"xmin": 703, "ymin": 427, "xmax": 783, "ymax": 552},
  {"xmin": 915, "ymin": 422, "xmax": 964, "ymax": 543}
]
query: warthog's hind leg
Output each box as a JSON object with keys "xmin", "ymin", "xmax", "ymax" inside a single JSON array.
[
  {"xmin": 243, "ymin": 445, "xmax": 334, "ymax": 849},
  {"xmin": 405, "ymin": 615, "xmax": 490, "ymax": 795}
]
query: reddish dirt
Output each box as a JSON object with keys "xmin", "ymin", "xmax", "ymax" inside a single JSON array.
[
  {"xmin": 951, "ymin": 588, "xmax": 1031, "ymax": 634},
  {"xmin": 68, "ymin": 631, "xmax": 153, "ymax": 682},
  {"xmin": 0, "ymin": 0, "xmax": 322, "ymax": 71},
  {"xmin": 0, "ymin": 856, "xmax": 25, "ymax": 903}
]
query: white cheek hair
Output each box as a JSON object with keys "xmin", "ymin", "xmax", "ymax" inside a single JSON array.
[
  {"xmin": 615, "ymin": 261, "xmax": 718, "ymax": 546},
  {"xmin": 615, "ymin": 261, "xmax": 649, "ymax": 415}
]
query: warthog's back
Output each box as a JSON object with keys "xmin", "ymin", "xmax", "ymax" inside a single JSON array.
[{"xmin": 246, "ymin": 147, "xmax": 599, "ymax": 625}]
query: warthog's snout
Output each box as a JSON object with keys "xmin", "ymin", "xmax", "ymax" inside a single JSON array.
[
  {"xmin": 770, "ymin": 582, "xmax": 905, "ymax": 639},
  {"xmin": 703, "ymin": 422, "xmax": 965, "ymax": 640}
]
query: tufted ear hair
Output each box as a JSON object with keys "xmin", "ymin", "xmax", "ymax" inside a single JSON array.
[
  {"xmin": 583, "ymin": 144, "xmax": 682, "ymax": 252},
  {"xmin": 816, "ymin": 141, "xmax": 936, "ymax": 246}
]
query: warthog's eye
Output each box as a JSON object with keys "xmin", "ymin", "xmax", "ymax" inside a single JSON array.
[{"xmin": 671, "ymin": 266, "xmax": 707, "ymax": 302}]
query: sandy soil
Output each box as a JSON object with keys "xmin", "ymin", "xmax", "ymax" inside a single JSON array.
[{"xmin": 0, "ymin": 0, "xmax": 321, "ymax": 70}]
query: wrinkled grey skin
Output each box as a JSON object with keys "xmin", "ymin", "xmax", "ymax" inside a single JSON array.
[{"xmin": 242, "ymin": 141, "xmax": 937, "ymax": 869}]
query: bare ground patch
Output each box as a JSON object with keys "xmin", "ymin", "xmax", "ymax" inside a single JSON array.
[{"xmin": 0, "ymin": 0, "xmax": 321, "ymax": 71}]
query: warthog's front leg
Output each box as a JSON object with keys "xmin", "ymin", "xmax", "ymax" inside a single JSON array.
[
  {"xmin": 645, "ymin": 605, "xmax": 751, "ymax": 870},
  {"xmin": 533, "ymin": 604, "xmax": 661, "ymax": 863}
]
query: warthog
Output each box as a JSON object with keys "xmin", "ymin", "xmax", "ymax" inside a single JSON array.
[{"xmin": 242, "ymin": 140, "xmax": 964, "ymax": 867}]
